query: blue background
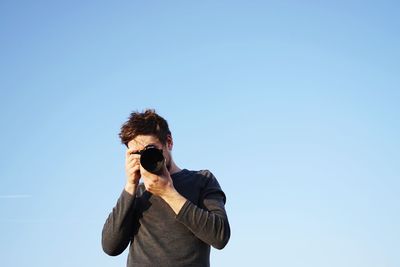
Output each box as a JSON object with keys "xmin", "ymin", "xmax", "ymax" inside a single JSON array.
[{"xmin": 1, "ymin": 1, "xmax": 399, "ymax": 266}]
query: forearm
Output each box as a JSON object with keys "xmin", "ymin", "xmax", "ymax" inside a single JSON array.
[
  {"xmin": 160, "ymin": 187, "xmax": 187, "ymax": 214},
  {"xmin": 102, "ymin": 190, "xmax": 137, "ymax": 256},
  {"xmin": 124, "ymin": 182, "xmax": 138, "ymax": 195},
  {"xmin": 175, "ymin": 199, "xmax": 231, "ymax": 249}
]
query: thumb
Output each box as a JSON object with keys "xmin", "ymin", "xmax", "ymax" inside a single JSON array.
[{"xmin": 160, "ymin": 160, "xmax": 170, "ymax": 176}]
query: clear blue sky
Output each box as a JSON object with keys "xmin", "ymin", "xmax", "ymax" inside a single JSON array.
[{"xmin": 1, "ymin": 1, "xmax": 399, "ymax": 266}]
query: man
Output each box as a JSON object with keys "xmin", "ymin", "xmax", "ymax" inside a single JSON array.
[{"xmin": 102, "ymin": 109, "xmax": 230, "ymax": 267}]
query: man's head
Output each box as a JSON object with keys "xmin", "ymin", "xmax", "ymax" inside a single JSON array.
[
  {"xmin": 119, "ymin": 109, "xmax": 171, "ymax": 147},
  {"xmin": 119, "ymin": 109, "xmax": 174, "ymax": 170}
]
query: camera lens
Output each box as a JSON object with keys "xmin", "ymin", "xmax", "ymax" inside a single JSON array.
[{"xmin": 140, "ymin": 146, "xmax": 165, "ymax": 174}]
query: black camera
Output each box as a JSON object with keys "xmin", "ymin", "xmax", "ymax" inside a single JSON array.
[{"xmin": 133, "ymin": 145, "xmax": 165, "ymax": 174}]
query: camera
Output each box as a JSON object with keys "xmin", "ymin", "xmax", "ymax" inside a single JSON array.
[{"xmin": 133, "ymin": 145, "xmax": 165, "ymax": 174}]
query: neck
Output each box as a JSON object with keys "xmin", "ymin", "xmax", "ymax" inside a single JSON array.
[{"xmin": 168, "ymin": 160, "xmax": 182, "ymax": 175}]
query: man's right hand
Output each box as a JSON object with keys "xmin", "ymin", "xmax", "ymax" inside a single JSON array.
[{"xmin": 124, "ymin": 148, "xmax": 141, "ymax": 195}]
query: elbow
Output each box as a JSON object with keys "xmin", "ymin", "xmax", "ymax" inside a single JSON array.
[
  {"xmin": 102, "ymin": 247, "xmax": 121, "ymax": 257},
  {"xmin": 212, "ymin": 235, "xmax": 230, "ymax": 249},
  {"xmin": 102, "ymin": 243, "xmax": 124, "ymax": 256},
  {"xmin": 102, "ymin": 234, "xmax": 125, "ymax": 256},
  {"xmin": 211, "ymin": 223, "xmax": 231, "ymax": 250}
]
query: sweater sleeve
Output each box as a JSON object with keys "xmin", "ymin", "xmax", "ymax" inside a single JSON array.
[
  {"xmin": 101, "ymin": 189, "xmax": 138, "ymax": 256},
  {"xmin": 175, "ymin": 172, "xmax": 231, "ymax": 249}
]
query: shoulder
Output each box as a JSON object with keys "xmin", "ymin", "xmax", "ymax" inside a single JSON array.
[
  {"xmin": 186, "ymin": 169, "xmax": 222, "ymax": 189},
  {"xmin": 193, "ymin": 170, "xmax": 226, "ymax": 202},
  {"xmin": 196, "ymin": 169, "xmax": 216, "ymax": 179},
  {"xmin": 185, "ymin": 169, "xmax": 217, "ymax": 183}
]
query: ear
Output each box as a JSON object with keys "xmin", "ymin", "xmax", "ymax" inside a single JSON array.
[{"xmin": 166, "ymin": 135, "xmax": 173, "ymax": 150}]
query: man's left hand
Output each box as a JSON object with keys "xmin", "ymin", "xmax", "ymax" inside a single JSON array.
[{"xmin": 140, "ymin": 164, "xmax": 187, "ymax": 214}]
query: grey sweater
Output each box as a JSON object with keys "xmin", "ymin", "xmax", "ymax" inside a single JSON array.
[{"xmin": 102, "ymin": 169, "xmax": 230, "ymax": 267}]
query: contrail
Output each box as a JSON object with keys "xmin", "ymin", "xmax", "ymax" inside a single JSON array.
[{"xmin": 0, "ymin": 194, "xmax": 32, "ymax": 199}]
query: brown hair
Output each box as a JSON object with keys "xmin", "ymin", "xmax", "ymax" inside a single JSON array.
[{"xmin": 119, "ymin": 109, "xmax": 171, "ymax": 146}]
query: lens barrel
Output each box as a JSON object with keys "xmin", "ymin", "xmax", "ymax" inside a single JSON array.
[{"xmin": 140, "ymin": 146, "xmax": 165, "ymax": 174}]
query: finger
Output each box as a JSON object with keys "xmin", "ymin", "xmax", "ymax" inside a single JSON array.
[
  {"xmin": 139, "ymin": 165, "xmax": 148, "ymax": 177},
  {"xmin": 126, "ymin": 148, "xmax": 141, "ymax": 158},
  {"xmin": 127, "ymin": 163, "xmax": 141, "ymax": 173},
  {"xmin": 126, "ymin": 150, "xmax": 140, "ymax": 158},
  {"xmin": 126, "ymin": 154, "xmax": 140, "ymax": 165},
  {"xmin": 140, "ymin": 166, "xmax": 158, "ymax": 182},
  {"xmin": 127, "ymin": 155, "xmax": 140, "ymax": 164},
  {"xmin": 127, "ymin": 168, "xmax": 139, "ymax": 177},
  {"xmin": 127, "ymin": 162, "xmax": 139, "ymax": 171}
]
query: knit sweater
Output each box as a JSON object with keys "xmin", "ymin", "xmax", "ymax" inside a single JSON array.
[{"xmin": 102, "ymin": 169, "xmax": 230, "ymax": 267}]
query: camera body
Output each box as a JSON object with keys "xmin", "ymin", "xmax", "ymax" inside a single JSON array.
[{"xmin": 133, "ymin": 145, "xmax": 165, "ymax": 174}]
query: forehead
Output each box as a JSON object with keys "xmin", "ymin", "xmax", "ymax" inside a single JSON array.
[{"xmin": 127, "ymin": 135, "xmax": 161, "ymax": 149}]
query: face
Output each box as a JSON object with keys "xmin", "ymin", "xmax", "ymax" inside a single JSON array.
[{"xmin": 127, "ymin": 134, "xmax": 173, "ymax": 171}]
